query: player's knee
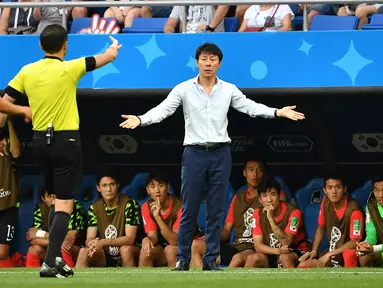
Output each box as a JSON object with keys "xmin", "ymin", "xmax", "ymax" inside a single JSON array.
[
  {"xmin": 0, "ymin": 245, "xmax": 10, "ymax": 260},
  {"xmin": 120, "ymin": 245, "xmax": 137, "ymax": 257},
  {"xmin": 231, "ymin": 252, "xmax": 245, "ymax": 264},
  {"xmin": 191, "ymin": 240, "xmax": 204, "ymax": 254},
  {"xmin": 359, "ymin": 254, "xmax": 373, "ymax": 267},
  {"xmin": 164, "ymin": 245, "xmax": 177, "ymax": 259},
  {"xmin": 78, "ymin": 247, "xmax": 88, "ymax": 258},
  {"xmin": 246, "ymin": 253, "xmax": 265, "ymax": 267},
  {"xmin": 28, "ymin": 245, "xmax": 44, "ymax": 256},
  {"xmin": 279, "ymin": 253, "xmax": 297, "ymax": 268},
  {"xmin": 343, "ymin": 249, "xmax": 358, "ymax": 267}
]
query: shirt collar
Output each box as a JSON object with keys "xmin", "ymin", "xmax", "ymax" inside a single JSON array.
[
  {"xmin": 193, "ymin": 75, "xmax": 222, "ymax": 86},
  {"xmin": 44, "ymin": 56, "xmax": 63, "ymax": 62}
]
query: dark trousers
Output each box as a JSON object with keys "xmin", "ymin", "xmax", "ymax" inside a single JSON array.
[{"xmin": 177, "ymin": 145, "xmax": 231, "ymax": 265}]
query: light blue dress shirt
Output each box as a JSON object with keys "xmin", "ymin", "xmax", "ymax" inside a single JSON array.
[{"xmin": 140, "ymin": 76, "xmax": 277, "ymax": 146}]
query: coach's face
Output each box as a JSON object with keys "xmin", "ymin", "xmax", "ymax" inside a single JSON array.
[
  {"xmin": 373, "ymin": 181, "xmax": 383, "ymax": 206},
  {"xmin": 324, "ymin": 179, "xmax": 346, "ymax": 203},
  {"xmin": 97, "ymin": 177, "xmax": 119, "ymax": 202},
  {"xmin": 197, "ymin": 52, "xmax": 221, "ymax": 79}
]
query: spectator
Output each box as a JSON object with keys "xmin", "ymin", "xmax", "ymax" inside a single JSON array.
[
  {"xmin": 306, "ymin": 4, "xmax": 338, "ymax": 26},
  {"xmin": 234, "ymin": 5, "xmax": 251, "ymax": 28},
  {"xmin": 164, "ymin": 5, "xmax": 229, "ymax": 33},
  {"xmin": 103, "ymin": 0, "xmax": 141, "ymax": 28},
  {"xmin": 357, "ymin": 175, "xmax": 383, "ymax": 267},
  {"xmin": 0, "ymin": 0, "xmax": 38, "ymax": 34},
  {"xmin": 32, "ymin": 0, "xmax": 70, "ymax": 34},
  {"xmin": 245, "ymin": 178, "xmax": 310, "ymax": 268},
  {"xmin": 298, "ymin": 174, "xmax": 364, "ymax": 268},
  {"xmin": 75, "ymin": 169, "xmax": 142, "ymax": 268},
  {"xmin": 338, "ymin": 3, "xmax": 383, "ymax": 29},
  {"xmin": 238, "ymin": 4, "xmax": 294, "ymax": 32},
  {"xmin": 25, "ymin": 189, "xmax": 84, "ymax": 268},
  {"xmin": 0, "ymin": 119, "xmax": 21, "ymax": 268},
  {"xmin": 140, "ymin": 1, "xmax": 172, "ymax": 19}
]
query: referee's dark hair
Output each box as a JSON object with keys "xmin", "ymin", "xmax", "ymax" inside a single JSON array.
[
  {"xmin": 195, "ymin": 42, "xmax": 223, "ymax": 62},
  {"xmin": 40, "ymin": 24, "xmax": 68, "ymax": 54}
]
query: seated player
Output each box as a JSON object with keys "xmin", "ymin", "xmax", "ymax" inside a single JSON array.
[
  {"xmin": 75, "ymin": 169, "xmax": 142, "ymax": 268},
  {"xmin": 192, "ymin": 158, "xmax": 287, "ymax": 268},
  {"xmin": 26, "ymin": 188, "xmax": 84, "ymax": 268},
  {"xmin": 298, "ymin": 174, "xmax": 364, "ymax": 268},
  {"xmin": 139, "ymin": 172, "xmax": 183, "ymax": 268},
  {"xmin": 357, "ymin": 175, "xmax": 383, "ymax": 267},
  {"xmin": 0, "ymin": 119, "xmax": 21, "ymax": 268},
  {"xmin": 245, "ymin": 178, "xmax": 310, "ymax": 268}
]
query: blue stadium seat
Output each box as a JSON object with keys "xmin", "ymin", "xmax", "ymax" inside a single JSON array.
[
  {"xmin": 224, "ymin": 17, "xmax": 238, "ymax": 32},
  {"xmin": 361, "ymin": 14, "xmax": 383, "ymax": 29},
  {"xmin": 304, "ymin": 204, "xmax": 328, "ymax": 254},
  {"xmin": 351, "ymin": 180, "xmax": 373, "ymax": 210},
  {"xmin": 292, "ymin": 15, "xmax": 303, "ymax": 30},
  {"xmin": 310, "ymin": 15, "xmax": 359, "ymax": 30},
  {"xmin": 76, "ymin": 175, "xmax": 99, "ymax": 213},
  {"xmin": 69, "ymin": 17, "xmax": 116, "ymax": 34},
  {"xmin": 294, "ymin": 178, "xmax": 324, "ymax": 213},
  {"xmin": 122, "ymin": 18, "xmax": 168, "ymax": 33},
  {"xmin": 235, "ymin": 176, "xmax": 292, "ymax": 201}
]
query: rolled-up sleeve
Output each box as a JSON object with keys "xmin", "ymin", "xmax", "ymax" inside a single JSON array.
[
  {"xmin": 230, "ymin": 85, "xmax": 276, "ymax": 119},
  {"xmin": 139, "ymin": 86, "xmax": 183, "ymax": 126}
]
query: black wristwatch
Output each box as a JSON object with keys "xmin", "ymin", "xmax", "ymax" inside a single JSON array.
[
  {"xmin": 274, "ymin": 109, "xmax": 279, "ymax": 118},
  {"xmin": 205, "ymin": 25, "xmax": 215, "ymax": 32}
]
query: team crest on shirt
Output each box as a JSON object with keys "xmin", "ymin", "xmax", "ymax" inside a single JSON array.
[
  {"xmin": 353, "ymin": 220, "xmax": 361, "ymax": 236},
  {"xmin": 105, "ymin": 224, "xmax": 119, "ymax": 256},
  {"xmin": 289, "ymin": 217, "xmax": 299, "ymax": 232}
]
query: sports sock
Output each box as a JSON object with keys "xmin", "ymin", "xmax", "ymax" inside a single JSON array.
[
  {"xmin": 343, "ymin": 249, "xmax": 358, "ymax": 267},
  {"xmin": 26, "ymin": 252, "xmax": 41, "ymax": 268},
  {"xmin": 61, "ymin": 250, "xmax": 75, "ymax": 268},
  {"xmin": 48, "ymin": 204, "xmax": 55, "ymax": 231},
  {"xmin": 0, "ymin": 257, "xmax": 12, "ymax": 268},
  {"xmin": 44, "ymin": 211, "xmax": 70, "ymax": 267}
]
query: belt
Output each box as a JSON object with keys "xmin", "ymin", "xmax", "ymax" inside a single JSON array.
[{"xmin": 186, "ymin": 143, "xmax": 229, "ymax": 152}]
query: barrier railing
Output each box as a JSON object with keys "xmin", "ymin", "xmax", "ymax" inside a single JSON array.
[{"xmin": 0, "ymin": 0, "xmax": 379, "ymax": 32}]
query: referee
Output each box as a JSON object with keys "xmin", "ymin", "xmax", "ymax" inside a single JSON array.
[
  {"xmin": 0, "ymin": 24, "xmax": 122, "ymax": 277},
  {"xmin": 119, "ymin": 43, "xmax": 305, "ymax": 271}
]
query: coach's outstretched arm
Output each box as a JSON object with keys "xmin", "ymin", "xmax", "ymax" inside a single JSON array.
[{"xmin": 119, "ymin": 87, "xmax": 183, "ymax": 129}]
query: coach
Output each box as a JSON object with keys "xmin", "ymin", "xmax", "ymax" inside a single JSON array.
[{"xmin": 120, "ymin": 43, "xmax": 305, "ymax": 271}]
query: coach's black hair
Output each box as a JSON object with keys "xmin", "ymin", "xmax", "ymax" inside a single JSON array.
[
  {"xmin": 145, "ymin": 171, "xmax": 170, "ymax": 186},
  {"xmin": 195, "ymin": 42, "xmax": 223, "ymax": 62},
  {"xmin": 40, "ymin": 24, "xmax": 68, "ymax": 54},
  {"xmin": 96, "ymin": 168, "xmax": 119, "ymax": 185},
  {"xmin": 258, "ymin": 178, "xmax": 281, "ymax": 195}
]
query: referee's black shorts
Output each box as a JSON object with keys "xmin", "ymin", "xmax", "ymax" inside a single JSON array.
[{"xmin": 32, "ymin": 130, "xmax": 83, "ymax": 200}]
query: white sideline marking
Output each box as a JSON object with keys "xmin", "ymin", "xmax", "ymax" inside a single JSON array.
[{"xmin": 1, "ymin": 270, "xmax": 383, "ymax": 275}]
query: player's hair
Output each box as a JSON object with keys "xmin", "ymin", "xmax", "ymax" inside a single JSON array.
[
  {"xmin": 372, "ymin": 175, "xmax": 383, "ymax": 186},
  {"xmin": 195, "ymin": 42, "xmax": 223, "ymax": 62},
  {"xmin": 243, "ymin": 158, "xmax": 267, "ymax": 170},
  {"xmin": 258, "ymin": 178, "xmax": 281, "ymax": 195},
  {"xmin": 40, "ymin": 24, "xmax": 68, "ymax": 54},
  {"xmin": 145, "ymin": 171, "xmax": 170, "ymax": 186},
  {"xmin": 323, "ymin": 173, "xmax": 346, "ymax": 187},
  {"xmin": 96, "ymin": 168, "xmax": 119, "ymax": 185}
]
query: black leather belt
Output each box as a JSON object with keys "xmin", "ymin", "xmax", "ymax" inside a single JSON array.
[{"xmin": 187, "ymin": 143, "xmax": 229, "ymax": 152}]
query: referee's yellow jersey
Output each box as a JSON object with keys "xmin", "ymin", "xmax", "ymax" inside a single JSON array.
[{"xmin": 5, "ymin": 56, "xmax": 89, "ymax": 132}]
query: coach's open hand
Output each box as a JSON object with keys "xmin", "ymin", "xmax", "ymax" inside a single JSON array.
[
  {"xmin": 276, "ymin": 106, "xmax": 305, "ymax": 121},
  {"xmin": 120, "ymin": 115, "xmax": 141, "ymax": 129}
]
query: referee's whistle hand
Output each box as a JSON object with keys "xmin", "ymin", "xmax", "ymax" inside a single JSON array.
[{"xmin": 120, "ymin": 115, "xmax": 140, "ymax": 129}]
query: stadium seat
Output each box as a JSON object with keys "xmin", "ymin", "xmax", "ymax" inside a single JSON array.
[
  {"xmin": 236, "ymin": 176, "xmax": 292, "ymax": 201},
  {"xmin": 19, "ymin": 174, "xmax": 45, "ymax": 202},
  {"xmin": 122, "ymin": 18, "xmax": 168, "ymax": 33},
  {"xmin": 310, "ymin": 15, "xmax": 359, "ymax": 30},
  {"xmin": 69, "ymin": 17, "xmax": 116, "ymax": 34},
  {"xmin": 292, "ymin": 15, "xmax": 303, "ymax": 30},
  {"xmin": 294, "ymin": 178, "xmax": 324, "ymax": 213},
  {"xmin": 76, "ymin": 175, "xmax": 99, "ymax": 213},
  {"xmin": 304, "ymin": 204, "xmax": 328, "ymax": 254},
  {"xmin": 224, "ymin": 17, "xmax": 238, "ymax": 32},
  {"xmin": 351, "ymin": 180, "xmax": 373, "ymax": 210},
  {"xmin": 361, "ymin": 14, "xmax": 383, "ymax": 30}
]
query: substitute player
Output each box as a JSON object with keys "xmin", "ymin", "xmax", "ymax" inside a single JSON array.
[
  {"xmin": 357, "ymin": 175, "xmax": 383, "ymax": 267},
  {"xmin": 0, "ymin": 24, "xmax": 122, "ymax": 277},
  {"xmin": 0, "ymin": 119, "xmax": 22, "ymax": 268},
  {"xmin": 298, "ymin": 174, "xmax": 364, "ymax": 268}
]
